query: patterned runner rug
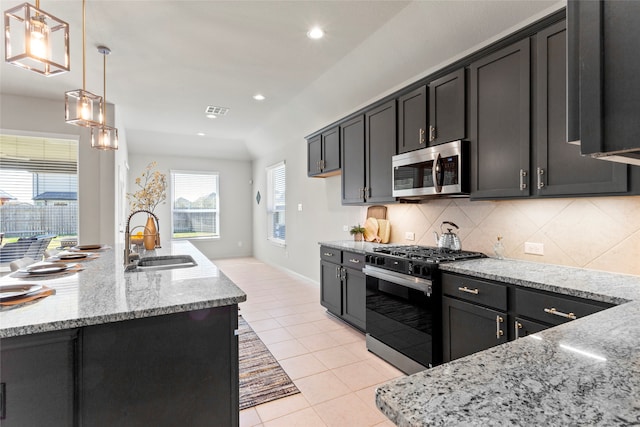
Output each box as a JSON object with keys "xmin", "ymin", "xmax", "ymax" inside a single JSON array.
[{"xmin": 238, "ymin": 316, "xmax": 300, "ymax": 410}]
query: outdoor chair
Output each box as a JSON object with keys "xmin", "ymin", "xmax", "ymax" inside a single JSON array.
[{"xmin": 0, "ymin": 234, "xmax": 56, "ymax": 264}]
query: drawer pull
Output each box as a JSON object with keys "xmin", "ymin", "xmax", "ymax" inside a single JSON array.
[
  {"xmin": 323, "ymin": 252, "xmax": 334, "ymax": 257},
  {"xmin": 349, "ymin": 258, "xmax": 360, "ymax": 264},
  {"xmin": 515, "ymin": 321, "xmax": 522, "ymax": 339},
  {"xmin": 458, "ymin": 286, "xmax": 479, "ymax": 295},
  {"xmin": 496, "ymin": 315, "xmax": 504, "ymax": 339},
  {"xmin": 544, "ymin": 307, "xmax": 577, "ymax": 320}
]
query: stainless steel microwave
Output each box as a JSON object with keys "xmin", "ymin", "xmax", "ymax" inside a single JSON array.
[{"xmin": 392, "ymin": 140, "xmax": 469, "ymax": 200}]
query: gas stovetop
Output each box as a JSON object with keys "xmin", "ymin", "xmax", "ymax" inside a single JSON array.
[{"xmin": 371, "ymin": 245, "xmax": 486, "ymax": 263}]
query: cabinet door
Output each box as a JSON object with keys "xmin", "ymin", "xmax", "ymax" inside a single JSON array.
[
  {"xmin": 342, "ymin": 267, "xmax": 366, "ymax": 331},
  {"xmin": 365, "ymin": 100, "xmax": 397, "ymax": 203},
  {"xmin": 470, "ymin": 38, "xmax": 531, "ymax": 199},
  {"xmin": 320, "ymin": 260, "xmax": 342, "ymax": 315},
  {"xmin": 307, "ymin": 135, "xmax": 322, "ymax": 177},
  {"xmin": 428, "ymin": 68, "xmax": 465, "ymax": 145},
  {"xmin": 397, "ymin": 86, "xmax": 427, "ymax": 154},
  {"xmin": 514, "ymin": 317, "xmax": 548, "ymax": 339},
  {"xmin": 442, "ymin": 296, "xmax": 507, "ymax": 362},
  {"xmin": 341, "ymin": 115, "xmax": 366, "ymax": 204},
  {"xmin": 536, "ymin": 20, "xmax": 627, "ymax": 195},
  {"xmin": 322, "ymin": 126, "xmax": 341, "ymax": 174},
  {"xmin": 0, "ymin": 330, "xmax": 77, "ymax": 427}
]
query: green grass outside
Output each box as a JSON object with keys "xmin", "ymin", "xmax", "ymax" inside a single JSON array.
[
  {"xmin": 173, "ymin": 232, "xmax": 217, "ymax": 239},
  {"xmin": 1, "ymin": 235, "xmax": 76, "ymax": 250}
]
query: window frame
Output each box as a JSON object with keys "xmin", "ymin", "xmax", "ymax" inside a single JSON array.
[
  {"xmin": 170, "ymin": 169, "xmax": 220, "ymax": 241},
  {"xmin": 266, "ymin": 161, "xmax": 286, "ymax": 246}
]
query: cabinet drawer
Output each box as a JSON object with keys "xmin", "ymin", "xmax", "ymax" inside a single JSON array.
[
  {"xmin": 320, "ymin": 247, "xmax": 341, "ymax": 263},
  {"xmin": 515, "ymin": 287, "xmax": 609, "ymax": 326},
  {"xmin": 442, "ymin": 273, "xmax": 507, "ymax": 311},
  {"xmin": 343, "ymin": 252, "xmax": 365, "ymax": 270}
]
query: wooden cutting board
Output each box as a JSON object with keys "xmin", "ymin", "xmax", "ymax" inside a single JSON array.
[{"xmin": 366, "ymin": 205, "xmax": 387, "ymax": 220}]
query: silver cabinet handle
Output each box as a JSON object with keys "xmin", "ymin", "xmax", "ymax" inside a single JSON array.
[
  {"xmin": 458, "ymin": 286, "xmax": 479, "ymax": 295},
  {"xmin": 322, "ymin": 159, "xmax": 326, "ymax": 170},
  {"xmin": 496, "ymin": 315, "xmax": 504, "ymax": 339},
  {"xmin": 323, "ymin": 252, "xmax": 333, "ymax": 257},
  {"xmin": 429, "ymin": 125, "xmax": 436, "ymax": 142},
  {"xmin": 367, "ymin": 187, "xmax": 371, "ymax": 198},
  {"xmin": 419, "ymin": 128, "xmax": 426, "ymax": 144},
  {"xmin": 359, "ymin": 188, "xmax": 364, "ymax": 200},
  {"xmin": 515, "ymin": 321, "xmax": 522, "ymax": 339},
  {"xmin": 349, "ymin": 258, "xmax": 360, "ymax": 264},
  {"xmin": 336, "ymin": 266, "xmax": 341, "ymax": 279},
  {"xmin": 544, "ymin": 307, "xmax": 577, "ymax": 320},
  {"xmin": 537, "ymin": 167, "xmax": 545, "ymax": 189},
  {"xmin": 519, "ymin": 169, "xmax": 528, "ymax": 190}
]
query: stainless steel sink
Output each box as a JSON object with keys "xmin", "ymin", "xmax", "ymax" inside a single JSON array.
[{"xmin": 127, "ymin": 255, "xmax": 198, "ymax": 272}]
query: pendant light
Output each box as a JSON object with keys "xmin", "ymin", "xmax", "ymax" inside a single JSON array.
[
  {"xmin": 90, "ymin": 46, "xmax": 118, "ymax": 150},
  {"xmin": 4, "ymin": 0, "xmax": 70, "ymax": 75},
  {"xmin": 64, "ymin": 0, "xmax": 102, "ymax": 127}
]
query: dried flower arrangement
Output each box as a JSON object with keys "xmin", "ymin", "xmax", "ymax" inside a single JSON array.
[{"xmin": 127, "ymin": 161, "xmax": 167, "ymax": 213}]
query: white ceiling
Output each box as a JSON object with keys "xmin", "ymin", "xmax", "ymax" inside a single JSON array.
[
  {"xmin": 0, "ymin": 0, "xmax": 412, "ymax": 159},
  {"xmin": 1, "ymin": 1, "xmax": 563, "ymax": 161}
]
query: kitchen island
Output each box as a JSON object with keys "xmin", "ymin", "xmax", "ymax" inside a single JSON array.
[
  {"xmin": 0, "ymin": 241, "xmax": 246, "ymax": 427},
  {"xmin": 376, "ymin": 258, "xmax": 640, "ymax": 426}
]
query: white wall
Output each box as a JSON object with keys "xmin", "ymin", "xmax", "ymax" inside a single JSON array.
[
  {"xmin": 127, "ymin": 153, "xmax": 252, "ymax": 259},
  {"xmin": 0, "ymin": 93, "xmax": 123, "ymax": 246}
]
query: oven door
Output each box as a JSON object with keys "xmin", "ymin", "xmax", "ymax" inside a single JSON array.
[{"xmin": 364, "ymin": 266, "xmax": 441, "ymax": 371}]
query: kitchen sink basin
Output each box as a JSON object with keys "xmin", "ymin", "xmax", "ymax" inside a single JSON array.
[{"xmin": 127, "ymin": 255, "xmax": 198, "ymax": 272}]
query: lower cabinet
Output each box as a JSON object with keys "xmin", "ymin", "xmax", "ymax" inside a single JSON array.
[
  {"xmin": 0, "ymin": 329, "xmax": 78, "ymax": 427},
  {"xmin": 442, "ymin": 296, "xmax": 507, "ymax": 362},
  {"xmin": 514, "ymin": 317, "xmax": 547, "ymax": 339},
  {"xmin": 319, "ymin": 247, "xmax": 366, "ymax": 331}
]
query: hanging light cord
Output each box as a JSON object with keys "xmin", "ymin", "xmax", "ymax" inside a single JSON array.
[
  {"xmin": 102, "ymin": 50, "xmax": 106, "ymax": 122},
  {"xmin": 82, "ymin": 0, "xmax": 86, "ymax": 91}
]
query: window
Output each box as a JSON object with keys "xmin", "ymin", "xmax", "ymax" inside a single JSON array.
[
  {"xmin": 267, "ymin": 161, "xmax": 286, "ymax": 245},
  {"xmin": 0, "ymin": 134, "xmax": 78, "ymax": 246},
  {"xmin": 170, "ymin": 171, "xmax": 219, "ymax": 239}
]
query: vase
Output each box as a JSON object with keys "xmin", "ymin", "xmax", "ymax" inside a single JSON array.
[
  {"xmin": 354, "ymin": 233, "xmax": 363, "ymax": 242},
  {"xmin": 143, "ymin": 215, "xmax": 157, "ymax": 250}
]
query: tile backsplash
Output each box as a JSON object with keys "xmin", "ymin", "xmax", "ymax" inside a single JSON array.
[{"xmin": 384, "ymin": 196, "xmax": 640, "ymax": 276}]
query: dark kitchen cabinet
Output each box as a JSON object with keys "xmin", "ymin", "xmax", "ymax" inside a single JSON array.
[
  {"xmin": 307, "ymin": 126, "xmax": 340, "ymax": 177},
  {"xmin": 319, "ymin": 247, "xmax": 366, "ymax": 331},
  {"xmin": 397, "ymin": 86, "xmax": 427, "ymax": 154},
  {"xmin": 81, "ymin": 306, "xmax": 239, "ymax": 427},
  {"xmin": 568, "ymin": 0, "xmax": 640, "ymax": 165},
  {"xmin": 535, "ymin": 20, "xmax": 627, "ymax": 195},
  {"xmin": 442, "ymin": 296, "xmax": 507, "ymax": 362},
  {"xmin": 428, "ymin": 68, "xmax": 466, "ymax": 146},
  {"xmin": 0, "ymin": 329, "xmax": 78, "ymax": 427},
  {"xmin": 514, "ymin": 317, "xmax": 547, "ymax": 339},
  {"xmin": 341, "ymin": 115, "xmax": 366, "ymax": 204},
  {"xmin": 470, "ymin": 38, "xmax": 531, "ymax": 199}
]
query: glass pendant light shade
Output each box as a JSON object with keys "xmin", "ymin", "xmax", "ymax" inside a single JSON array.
[
  {"xmin": 65, "ymin": 89, "xmax": 103, "ymax": 127},
  {"xmin": 91, "ymin": 124, "xmax": 118, "ymax": 150},
  {"xmin": 4, "ymin": 2, "xmax": 70, "ymax": 76}
]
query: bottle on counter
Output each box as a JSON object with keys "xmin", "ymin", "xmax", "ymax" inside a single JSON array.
[{"xmin": 493, "ymin": 236, "xmax": 505, "ymax": 260}]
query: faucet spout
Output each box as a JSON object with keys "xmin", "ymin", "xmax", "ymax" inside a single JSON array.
[{"xmin": 124, "ymin": 209, "xmax": 161, "ymax": 266}]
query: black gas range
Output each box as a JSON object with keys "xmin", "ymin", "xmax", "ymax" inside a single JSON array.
[{"xmin": 363, "ymin": 245, "xmax": 485, "ymax": 374}]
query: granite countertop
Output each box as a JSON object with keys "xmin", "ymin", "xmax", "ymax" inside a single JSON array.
[
  {"xmin": 377, "ymin": 257, "xmax": 640, "ymax": 426},
  {"xmin": 318, "ymin": 240, "xmax": 388, "ymax": 254},
  {"xmin": 0, "ymin": 241, "xmax": 246, "ymax": 339}
]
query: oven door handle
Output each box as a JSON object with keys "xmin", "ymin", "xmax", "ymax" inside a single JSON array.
[{"xmin": 364, "ymin": 265, "xmax": 432, "ymax": 296}]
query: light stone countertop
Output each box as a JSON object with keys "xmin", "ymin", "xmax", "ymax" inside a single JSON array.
[
  {"xmin": 318, "ymin": 240, "xmax": 389, "ymax": 254},
  {"xmin": 0, "ymin": 241, "xmax": 246, "ymax": 339},
  {"xmin": 376, "ymin": 257, "xmax": 640, "ymax": 426}
]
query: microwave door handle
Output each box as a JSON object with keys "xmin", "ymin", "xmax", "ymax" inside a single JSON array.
[{"xmin": 433, "ymin": 152, "xmax": 443, "ymax": 193}]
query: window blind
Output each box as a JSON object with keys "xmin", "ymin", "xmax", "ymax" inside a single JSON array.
[
  {"xmin": 171, "ymin": 171, "xmax": 219, "ymax": 239},
  {"xmin": 267, "ymin": 161, "xmax": 286, "ymax": 244}
]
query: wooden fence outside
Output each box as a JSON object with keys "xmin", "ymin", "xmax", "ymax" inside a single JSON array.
[{"xmin": 0, "ymin": 205, "xmax": 77, "ymax": 237}]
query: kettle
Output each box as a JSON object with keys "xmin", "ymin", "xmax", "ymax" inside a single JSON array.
[{"xmin": 434, "ymin": 221, "xmax": 461, "ymax": 251}]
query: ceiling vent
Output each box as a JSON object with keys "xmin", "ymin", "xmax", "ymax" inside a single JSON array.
[{"xmin": 205, "ymin": 106, "xmax": 230, "ymax": 116}]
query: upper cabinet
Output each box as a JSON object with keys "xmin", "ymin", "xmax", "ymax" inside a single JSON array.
[
  {"xmin": 536, "ymin": 20, "xmax": 627, "ymax": 195},
  {"xmin": 428, "ymin": 68, "xmax": 466, "ymax": 146},
  {"xmin": 307, "ymin": 126, "xmax": 340, "ymax": 177},
  {"xmin": 397, "ymin": 86, "xmax": 427, "ymax": 154},
  {"xmin": 341, "ymin": 115, "xmax": 366, "ymax": 204},
  {"xmin": 470, "ymin": 39, "xmax": 531, "ymax": 199},
  {"xmin": 568, "ymin": 0, "xmax": 640, "ymax": 166}
]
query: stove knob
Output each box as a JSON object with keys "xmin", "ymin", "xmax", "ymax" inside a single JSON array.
[{"xmin": 365, "ymin": 255, "xmax": 372, "ymax": 263}]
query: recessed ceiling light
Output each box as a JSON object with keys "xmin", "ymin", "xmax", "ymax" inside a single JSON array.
[
  {"xmin": 206, "ymin": 114, "xmax": 217, "ymax": 119},
  {"xmin": 253, "ymin": 94, "xmax": 265, "ymax": 101},
  {"xmin": 307, "ymin": 26, "xmax": 324, "ymax": 40},
  {"xmin": 197, "ymin": 132, "xmax": 205, "ymax": 136}
]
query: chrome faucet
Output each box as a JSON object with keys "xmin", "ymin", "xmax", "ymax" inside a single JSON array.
[{"xmin": 124, "ymin": 209, "xmax": 161, "ymax": 266}]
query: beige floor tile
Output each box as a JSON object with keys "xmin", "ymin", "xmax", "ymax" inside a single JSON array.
[
  {"xmin": 373, "ymin": 420, "xmax": 397, "ymax": 426},
  {"xmin": 248, "ymin": 318, "xmax": 283, "ymax": 332},
  {"xmin": 332, "ymin": 360, "xmax": 397, "ymax": 392},
  {"xmin": 263, "ymin": 407, "xmax": 327, "ymax": 427},
  {"xmin": 285, "ymin": 322, "xmax": 323, "ymax": 338},
  {"xmin": 275, "ymin": 311, "xmax": 328, "ymax": 327},
  {"xmin": 311, "ymin": 317, "xmax": 348, "ymax": 332},
  {"xmin": 354, "ymin": 384, "xmax": 387, "ymax": 416},
  {"xmin": 327, "ymin": 326, "xmax": 365, "ymax": 345},
  {"xmin": 278, "ymin": 353, "xmax": 328, "ymax": 380},
  {"xmin": 256, "ymin": 328, "xmax": 295, "ymax": 345},
  {"xmin": 293, "ymin": 371, "xmax": 351, "ymax": 405},
  {"xmin": 314, "ymin": 393, "xmax": 387, "ymax": 427},
  {"xmin": 297, "ymin": 332, "xmax": 340, "ymax": 352},
  {"xmin": 266, "ymin": 339, "xmax": 309, "ymax": 360},
  {"xmin": 239, "ymin": 310, "xmax": 272, "ymax": 322},
  {"xmin": 341, "ymin": 341, "xmax": 375, "ymax": 361},
  {"xmin": 240, "ymin": 407, "xmax": 262, "ymax": 427},
  {"xmin": 255, "ymin": 393, "xmax": 310, "ymax": 422},
  {"xmin": 313, "ymin": 345, "xmax": 362, "ymax": 369}
]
